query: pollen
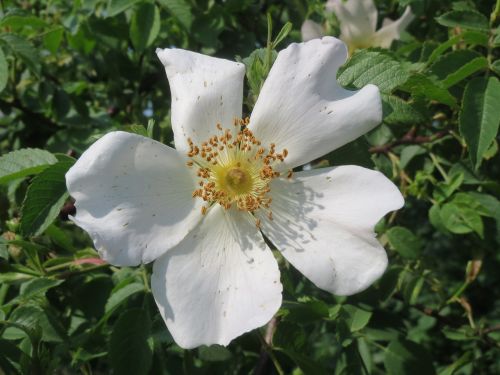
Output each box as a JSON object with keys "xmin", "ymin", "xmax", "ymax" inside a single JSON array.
[{"xmin": 186, "ymin": 118, "xmax": 288, "ymax": 221}]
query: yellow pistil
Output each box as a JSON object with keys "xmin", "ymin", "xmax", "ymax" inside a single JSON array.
[{"xmin": 186, "ymin": 118, "xmax": 288, "ymax": 222}]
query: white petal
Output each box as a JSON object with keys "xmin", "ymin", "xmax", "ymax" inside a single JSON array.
[
  {"xmin": 373, "ymin": 7, "xmax": 414, "ymax": 48},
  {"xmin": 66, "ymin": 131, "xmax": 203, "ymax": 266},
  {"xmin": 156, "ymin": 48, "xmax": 245, "ymax": 154},
  {"xmin": 326, "ymin": 0, "xmax": 378, "ymax": 45},
  {"xmin": 248, "ymin": 37, "xmax": 382, "ymax": 169},
  {"xmin": 151, "ymin": 206, "xmax": 282, "ymax": 349},
  {"xmin": 257, "ymin": 166, "xmax": 404, "ymax": 295},
  {"xmin": 301, "ymin": 20, "xmax": 324, "ymax": 42}
]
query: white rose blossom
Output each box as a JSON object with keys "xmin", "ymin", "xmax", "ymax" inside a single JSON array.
[
  {"xmin": 66, "ymin": 37, "xmax": 404, "ymax": 349},
  {"xmin": 302, "ymin": 0, "xmax": 414, "ymax": 52}
]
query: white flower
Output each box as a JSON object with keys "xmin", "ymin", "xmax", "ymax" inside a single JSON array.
[
  {"xmin": 301, "ymin": 19, "xmax": 325, "ymax": 42},
  {"xmin": 65, "ymin": 37, "xmax": 404, "ymax": 349},
  {"xmin": 303, "ymin": 0, "xmax": 414, "ymax": 52}
]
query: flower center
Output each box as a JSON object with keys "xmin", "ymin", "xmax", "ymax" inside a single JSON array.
[
  {"xmin": 186, "ymin": 118, "xmax": 291, "ymax": 221},
  {"xmin": 225, "ymin": 167, "xmax": 250, "ymax": 193}
]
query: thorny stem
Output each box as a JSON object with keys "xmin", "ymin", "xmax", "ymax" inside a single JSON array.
[
  {"xmin": 56, "ymin": 263, "xmax": 109, "ymax": 279},
  {"xmin": 368, "ymin": 128, "xmax": 449, "ymax": 154}
]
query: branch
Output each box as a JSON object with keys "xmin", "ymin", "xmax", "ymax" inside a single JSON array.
[
  {"xmin": 369, "ymin": 128, "xmax": 449, "ymax": 154},
  {"xmin": 254, "ymin": 316, "xmax": 281, "ymax": 375},
  {"xmin": 0, "ymin": 98, "xmax": 60, "ymax": 129}
]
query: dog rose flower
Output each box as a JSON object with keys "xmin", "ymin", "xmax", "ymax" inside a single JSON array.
[{"xmin": 66, "ymin": 37, "xmax": 404, "ymax": 349}]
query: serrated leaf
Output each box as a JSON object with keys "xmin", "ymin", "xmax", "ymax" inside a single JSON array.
[
  {"xmin": 402, "ymin": 73, "xmax": 457, "ymax": 107},
  {"xmin": 109, "ymin": 309, "xmax": 152, "ymax": 375},
  {"xmin": 20, "ymin": 278, "xmax": 63, "ymax": 299},
  {"xmin": 0, "ymin": 47, "xmax": 7, "ymax": 93},
  {"xmin": 436, "ymin": 10, "xmax": 489, "ymax": 31},
  {"xmin": 0, "ymin": 148, "xmax": 58, "ymax": 184},
  {"xmin": 428, "ymin": 50, "xmax": 487, "ymax": 88},
  {"xmin": 382, "ymin": 94, "xmax": 426, "ymax": 125},
  {"xmin": 429, "ymin": 50, "xmax": 481, "ymax": 80},
  {"xmin": 338, "ymin": 50, "xmax": 409, "ymax": 93},
  {"xmin": 157, "ymin": 0, "xmax": 193, "ymax": 30},
  {"xmin": 442, "ymin": 57, "xmax": 488, "ymax": 88},
  {"xmin": 9, "ymin": 304, "xmax": 64, "ymax": 343},
  {"xmin": 107, "ymin": 0, "xmax": 141, "ymax": 17},
  {"xmin": 459, "ymin": 76, "xmax": 500, "ymax": 169},
  {"xmin": 130, "ymin": 3, "xmax": 160, "ymax": 51},
  {"xmin": 0, "ymin": 34, "xmax": 40, "ymax": 74},
  {"xmin": 384, "ymin": 339, "xmax": 436, "ymax": 375},
  {"xmin": 20, "ymin": 159, "xmax": 75, "ymax": 237}
]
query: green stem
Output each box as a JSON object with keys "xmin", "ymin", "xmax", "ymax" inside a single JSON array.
[
  {"xmin": 267, "ymin": 349, "xmax": 285, "ymax": 375},
  {"xmin": 491, "ymin": 0, "xmax": 500, "ymax": 24},
  {"xmin": 265, "ymin": 13, "xmax": 273, "ymax": 76},
  {"xmin": 141, "ymin": 266, "xmax": 151, "ymax": 293},
  {"xmin": 429, "ymin": 153, "xmax": 449, "ymax": 182}
]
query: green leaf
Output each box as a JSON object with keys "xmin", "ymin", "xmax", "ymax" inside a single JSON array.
[
  {"xmin": 280, "ymin": 348, "xmax": 329, "ymax": 375},
  {"xmin": 384, "ymin": 339, "xmax": 436, "ymax": 375},
  {"xmin": 20, "ymin": 278, "xmax": 63, "ymax": 299},
  {"xmin": 442, "ymin": 327, "xmax": 476, "ymax": 341},
  {"xmin": 125, "ymin": 124, "xmax": 148, "ymax": 137},
  {"xmin": 0, "ymin": 47, "xmax": 7, "ymax": 93},
  {"xmin": 436, "ymin": 10, "xmax": 489, "ymax": 31},
  {"xmin": 382, "ymin": 95, "xmax": 426, "ymax": 126},
  {"xmin": 433, "ymin": 173, "xmax": 464, "ymax": 202},
  {"xmin": 272, "ymin": 22, "xmax": 292, "ymax": 48},
  {"xmin": 0, "ymin": 148, "xmax": 58, "ymax": 185},
  {"xmin": 282, "ymin": 297, "xmax": 329, "ymax": 323},
  {"xmin": 43, "ymin": 27, "xmax": 64, "ymax": 54},
  {"xmin": 109, "ymin": 309, "xmax": 153, "ymax": 375},
  {"xmin": 158, "ymin": 0, "xmax": 193, "ymax": 30},
  {"xmin": 341, "ymin": 305, "xmax": 373, "ymax": 332},
  {"xmin": 107, "ymin": 0, "xmax": 142, "ymax": 17},
  {"xmin": 198, "ymin": 345, "xmax": 232, "ymax": 362},
  {"xmin": 273, "ymin": 321, "xmax": 306, "ymax": 351},
  {"xmin": 20, "ymin": 159, "xmax": 75, "ymax": 237},
  {"xmin": 105, "ymin": 282, "xmax": 145, "ymax": 313},
  {"xmin": 9, "ymin": 304, "xmax": 64, "ymax": 343},
  {"xmin": 442, "ymin": 57, "xmax": 488, "ymax": 88},
  {"xmin": 338, "ymin": 50, "xmax": 409, "ymax": 93},
  {"xmin": 492, "ymin": 60, "xmax": 500, "ymax": 76},
  {"xmin": 440, "ymin": 202, "xmax": 484, "ymax": 237},
  {"xmin": 0, "ymin": 10, "xmax": 47, "ymax": 29},
  {"xmin": 0, "ymin": 34, "xmax": 40, "ymax": 74},
  {"xmin": 130, "ymin": 3, "xmax": 160, "ymax": 51},
  {"xmin": 386, "ymin": 227, "xmax": 423, "ymax": 259},
  {"xmin": 439, "ymin": 351, "xmax": 474, "ymax": 375},
  {"xmin": 429, "ymin": 50, "xmax": 481, "ymax": 81},
  {"xmin": 428, "ymin": 50, "xmax": 488, "ymax": 88},
  {"xmin": 399, "ymin": 145, "xmax": 426, "ymax": 169},
  {"xmin": 402, "ymin": 73, "xmax": 457, "ymax": 107},
  {"xmin": 459, "ymin": 76, "xmax": 500, "ymax": 169}
]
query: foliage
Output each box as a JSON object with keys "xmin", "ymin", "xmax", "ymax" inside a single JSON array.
[{"xmin": 0, "ymin": 0, "xmax": 499, "ymax": 374}]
